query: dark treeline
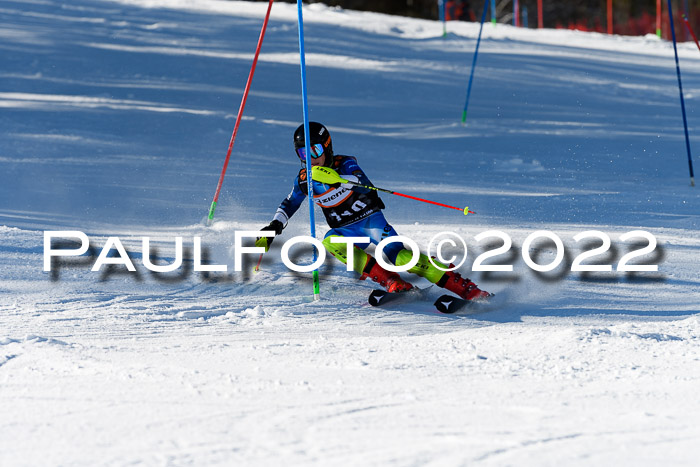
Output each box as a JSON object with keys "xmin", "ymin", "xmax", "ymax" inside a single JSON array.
[{"xmin": 254, "ymin": 0, "xmax": 700, "ymax": 38}]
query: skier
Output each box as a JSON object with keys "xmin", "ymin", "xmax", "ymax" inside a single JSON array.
[{"xmin": 256, "ymin": 122, "xmax": 491, "ymax": 302}]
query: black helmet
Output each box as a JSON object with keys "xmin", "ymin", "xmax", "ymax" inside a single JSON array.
[{"xmin": 293, "ymin": 121, "xmax": 333, "ymax": 166}]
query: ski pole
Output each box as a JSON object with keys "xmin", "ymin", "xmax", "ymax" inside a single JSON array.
[
  {"xmin": 206, "ymin": 0, "xmax": 274, "ymax": 225},
  {"xmin": 254, "ymin": 253, "xmax": 263, "ymax": 273},
  {"xmin": 312, "ymin": 167, "xmax": 476, "ymax": 215}
]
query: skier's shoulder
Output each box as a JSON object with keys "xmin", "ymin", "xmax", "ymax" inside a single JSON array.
[
  {"xmin": 332, "ymin": 154, "xmax": 358, "ymax": 165},
  {"xmin": 296, "ymin": 166, "xmax": 308, "ymax": 183},
  {"xmin": 293, "ymin": 155, "xmax": 362, "ymax": 184},
  {"xmin": 293, "ymin": 167, "xmax": 310, "ymax": 195},
  {"xmin": 331, "ymin": 154, "xmax": 361, "ymax": 171}
]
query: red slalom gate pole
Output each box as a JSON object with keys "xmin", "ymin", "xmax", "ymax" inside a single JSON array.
[
  {"xmin": 657, "ymin": 0, "xmax": 662, "ymax": 37},
  {"xmin": 206, "ymin": 0, "xmax": 274, "ymax": 225},
  {"xmin": 682, "ymin": 15, "xmax": 700, "ymax": 53}
]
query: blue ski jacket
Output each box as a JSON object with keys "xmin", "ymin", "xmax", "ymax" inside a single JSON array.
[{"xmin": 272, "ymin": 155, "xmax": 385, "ymax": 229}]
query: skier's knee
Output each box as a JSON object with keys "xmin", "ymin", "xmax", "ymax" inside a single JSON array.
[
  {"xmin": 322, "ymin": 235, "xmax": 369, "ymax": 273},
  {"xmin": 321, "ymin": 235, "xmax": 345, "ymax": 261},
  {"xmin": 395, "ymin": 249, "xmax": 446, "ymax": 284}
]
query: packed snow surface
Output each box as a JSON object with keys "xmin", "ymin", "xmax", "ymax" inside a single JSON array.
[{"xmin": 1, "ymin": 0, "xmax": 699, "ymax": 465}]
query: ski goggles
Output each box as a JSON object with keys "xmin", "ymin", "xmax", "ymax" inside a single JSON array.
[{"xmin": 296, "ymin": 143, "xmax": 325, "ymax": 161}]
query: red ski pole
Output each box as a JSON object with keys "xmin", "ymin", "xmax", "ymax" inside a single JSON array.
[
  {"xmin": 387, "ymin": 190, "xmax": 476, "ymax": 215},
  {"xmin": 312, "ymin": 167, "xmax": 476, "ymax": 215},
  {"xmin": 207, "ymin": 0, "xmax": 274, "ymax": 225}
]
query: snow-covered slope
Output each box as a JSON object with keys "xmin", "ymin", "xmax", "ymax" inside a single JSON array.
[{"xmin": 1, "ymin": 0, "xmax": 699, "ymax": 465}]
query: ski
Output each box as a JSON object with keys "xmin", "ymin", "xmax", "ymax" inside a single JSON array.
[
  {"xmin": 368, "ymin": 287, "xmax": 493, "ymax": 314},
  {"xmin": 368, "ymin": 286, "xmax": 431, "ymax": 307},
  {"xmin": 433, "ymin": 294, "xmax": 469, "ymax": 313},
  {"xmin": 433, "ymin": 294, "xmax": 494, "ymax": 314}
]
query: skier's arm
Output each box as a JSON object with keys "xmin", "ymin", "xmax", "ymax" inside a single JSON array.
[
  {"xmin": 336, "ymin": 156, "xmax": 374, "ymax": 194},
  {"xmin": 255, "ymin": 219, "xmax": 284, "ymax": 252},
  {"xmin": 256, "ymin": 175, "xmax": 306, "ymax": 251},
  {"xmin": 273, "ymin": 174, "xmax": 306, "ymax": 226}
]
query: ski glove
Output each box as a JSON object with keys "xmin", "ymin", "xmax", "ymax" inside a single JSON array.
[{"xmin": 255, "ymin": 220, "xmax": 284, "ymax": 252}]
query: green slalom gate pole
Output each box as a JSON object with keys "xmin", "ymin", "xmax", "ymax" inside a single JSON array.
[
  {"xmin": 207, "ymin": 0, "xmax": 274, "ymax": 225},
  {"xmin": 312, "ymin": 167, "xmax": 476, "ymax": 216}
]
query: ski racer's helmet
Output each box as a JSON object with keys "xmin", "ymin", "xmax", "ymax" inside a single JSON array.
[{"xmin": 293, "ymin": 122, "xmax": 333, "ymax": 166}]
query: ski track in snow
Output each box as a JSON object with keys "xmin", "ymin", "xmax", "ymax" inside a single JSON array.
[{"xmin": 1, "ymin": 0, "xmax": 700, "ymax": 465}]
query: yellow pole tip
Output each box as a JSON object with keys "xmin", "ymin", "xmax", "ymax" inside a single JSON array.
[{"xmin": 463, "ymin": 207, "xmax": 469, "ymax": 216}]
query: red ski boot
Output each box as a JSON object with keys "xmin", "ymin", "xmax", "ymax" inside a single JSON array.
[
  {"xmin": 361, "ymin": 258, "xmax": 413, "ymax": 293},
  {"xmin": 438, "ymin": 270, "xmax": 491, "ymax": 301}
]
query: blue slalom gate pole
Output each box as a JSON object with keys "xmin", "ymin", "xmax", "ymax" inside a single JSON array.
[
  {"xmin": 667, "ymin": 0, "xmax": 696, "ymax": 186},
  {"xmin": 296, "ymin": 0, "xmax": 321, "ymax": 299},
  {"xmin": 491, "ymin": 0, "xmax": 496, "ymax": 24},
  {"xmin": 438, "ymin": 0, "xmax": 446, "ymax": 37},
  {"xmin": 461, "ymin": 0, "xmax": 489, "ymax": 124}
]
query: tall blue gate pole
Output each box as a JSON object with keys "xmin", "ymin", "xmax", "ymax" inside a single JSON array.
[
  {"xmin": 491, "ymin": 0, "xmax": 496, "ymax": 24},
  {"xmin": 461, "ymin": 0, "xmax": 489, "ymax": 124},
  {"xmin": 296, "ymin": 0, "xmax": 321, "ymax": 299},
  {"xmin": 438, "ymin": 0, "xmax": 446, "ymax": 37},
  {"xmin": 668, "ymin": 0, "xmax": 696, "ymax": 186}
]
